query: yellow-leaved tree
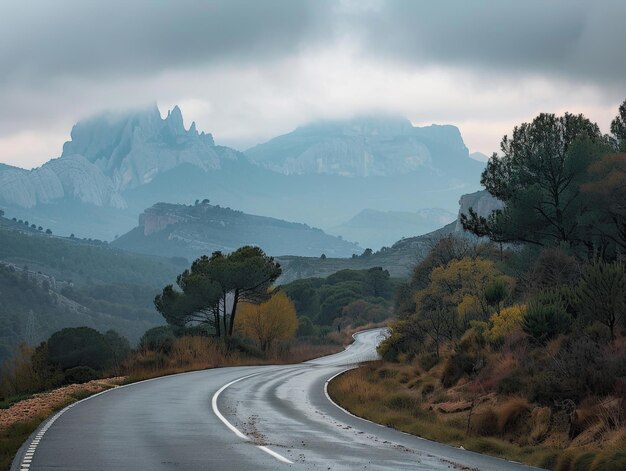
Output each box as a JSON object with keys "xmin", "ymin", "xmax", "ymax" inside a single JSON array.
[
  {"xmin": 236, "ymin": 291, "xmax": 298, "ymax": 354},
  {"xmin": 486, "ymin": 304, "xmax": 526, "ymax": 344}
]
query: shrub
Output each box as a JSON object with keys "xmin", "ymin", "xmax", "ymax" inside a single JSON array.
[
  {"xmin": 575, "ymin": 261, "xmax": 626, "ymax": 339},
  {"xmin": 497, "ymin": 370, "xmax": 526, "ymax": 395},
  {"xmin": 421, "ymin": 383, "xmax": 435, "ymax": 398},
  {"xmin": 471, "ymin": 408, "xmax": 499, "ymax": 436},
  {"xmin": 496, "ymin": 397, "xmax": 531, "ymax": 436},
  {"xmin": 441, "ymin": 351, "xmax": 475, "ymax": 387},
  {"xmin": 384, "ymin": 393, "xmax": 419, "ymax": 411},
  {"xmin": 418, "ymin": 352, "xmax": 439, "ymax": 371},
  {"xmin": 523, "ymin": 293, "xmax": 571, "ymax": 343},
  {"xmin": 62, "ymin": 366, "xmax": 99, "ymax": 384},
  {"xmin": 487, "ymin": 304, "xmax": 525, "ymax": 344},
  {"xmin": 47, "ymin": 327, "xmax": 113, "ymax": 372},
  {"xmin": 139, "ymin": 326, "xmax": 176, "ymax": 353}
]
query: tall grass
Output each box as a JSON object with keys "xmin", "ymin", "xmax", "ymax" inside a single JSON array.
[{"xmin": 327, "ymin": 364, "xmax": 626, "ymax": 470}]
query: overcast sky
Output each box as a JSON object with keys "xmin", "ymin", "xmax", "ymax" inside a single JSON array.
[{"xmin": 1, "ymin": 0, "xmax": 625, "ymax": 169}]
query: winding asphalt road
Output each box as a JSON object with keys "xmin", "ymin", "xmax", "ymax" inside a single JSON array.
[{"xmin": 13, "ymin": 329, "xmax": 544, "ymax": 470}]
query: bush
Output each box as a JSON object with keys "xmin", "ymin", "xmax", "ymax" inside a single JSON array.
[
  {"xmin": 487, "ymin": 305, "xmax": 525, "ymax": 344},
  {"xmin": 523, "ymin": 293, "xmax": 571, "ymax": 343},
  {"xmin": 384, "ymin": 393, "xmax": 419, "ymax": 411},
  {"xmin": 496, "ymin": 397, "xmax": 531, "ymax": 436},
  {"xmin": 62, "ymin": 366, "xmax": 99, "ymax": 384},
  {"xmin": 418, "ymin": 352, "xmax": 439, "ymax": 371},
  {"xmin": 47, "ymin": 327, "xmax": 113, "ymax": 372},
  {"xmin": 139, "ymin": 326, "xmax": 176, "ymax": 353},
  {"xmin": 497, "ymin": 370, "xmax": 526, "ymax": 395},
  {"xmin": 441, "ymin": 351, "xmax": 475, "ymax": 387},
  {"xmin": 471, "ymin": 408, "xmax": 498, "ymax": 436}
]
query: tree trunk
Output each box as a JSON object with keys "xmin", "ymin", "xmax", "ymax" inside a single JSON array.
[{"xmin": 229, "ymin": 289, "xmax": 240, "ymax": 337}]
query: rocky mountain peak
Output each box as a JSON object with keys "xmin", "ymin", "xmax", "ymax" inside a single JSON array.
[
  {"xmin": 165, "ymin": 105, "xmax": 185, "ymax": 135},
  {"xmin": 58, "ymin": 104, "xmax": 221, "ymax": 191}
]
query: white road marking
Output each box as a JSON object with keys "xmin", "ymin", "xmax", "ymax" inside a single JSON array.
[{"xmin": 211, "ymin": 373, "xmax": 294, "ymax": 464}]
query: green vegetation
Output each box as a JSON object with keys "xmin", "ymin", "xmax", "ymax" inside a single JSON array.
[
  {"xmin": 155, "ymin": 247, "xmax": 282, "ymax": 337},
  {"xmin": 334, "ymin": 99, "xmax": 626, "ymax": 471},
  {"xmin": 0, "ymin": 219, "xmax": 184, "ymax": 361},
  {"xmin": 282, "ymin": 267, "xmax": 396, "ymax": 334}
]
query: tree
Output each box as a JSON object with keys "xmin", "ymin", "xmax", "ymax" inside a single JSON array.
[
  {"xmin": 154, "ymin": 267, "xmax": 223, "ymax": 336},
  {"xmin": 156, "ymin": 247, "xmax": 281, "ymax": 338},
  {"xmin": 610, "ymin": 98, "xmax": 626, "ymax": 151},
  {"xmin": 463, "ymin": 112, "xmax": 604, "ymax": 248},
  {"xmin": 237, "ymin": 292, "xmax": 297, "ymax": 354},
  {"xmin": 363, "ymin": 267, "xmax": 392, "ymax": 297},
  {"xmin": 103, "ymin": 330, "xmax": 131, "ymax": 370},
  {"xmin": 580, "ymin": 153, "xmax": 626, "ymax": 255},
  {"xmin": 575, "ymin": 261, "xmax": 625, "ymax": 340},
  {"xmin": 47, "ymin": 327, "xmax": 113, "ymax": 372}
]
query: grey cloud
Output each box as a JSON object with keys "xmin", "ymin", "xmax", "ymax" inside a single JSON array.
[
  {"xmin": 0, "ymin": 0, "xmax": 333, "ymax": 85},
  {"xmin": 347, "ymin": 0, "xmax": 626, "ymax": 86},
  {"xmin": 1, "ymin": 0, "xmax": 623, "ymax": 90}
]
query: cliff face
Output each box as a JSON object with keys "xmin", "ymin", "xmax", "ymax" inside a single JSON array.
[
  {"xmin": 139, "ymin": 203, "xmax": 191, "ymax": 236},
  {"xmin": 114, "ymin": 201, "xmax": 362, "ymax": 259},
  {"xmin": 245, "ymin": 116, "xmax": 478, "ymax": 178},
  {"xmin": 0, "ymin": 105, "xmax": 232, "ymax": 210},
  {"xmin": 0, "ymin": 155, "xmax": 124, "ymax": 208},
  {"xmin": 455, "ymin": 190, "xmax": 503, "ymax": 232}
]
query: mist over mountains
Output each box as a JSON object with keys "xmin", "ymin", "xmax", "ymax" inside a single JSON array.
[{"xmin": 0, "ymin": 105, "xmax": 484, "ymax": 252}]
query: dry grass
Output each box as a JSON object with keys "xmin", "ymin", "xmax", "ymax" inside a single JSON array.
[{"xmin": 327, "ymin": 363, "xmax": 626, "ymax": 471}]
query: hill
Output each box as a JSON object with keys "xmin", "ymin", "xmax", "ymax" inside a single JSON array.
[
  {"xmin": 0, "ymin": 215, "xmax": 183, "ymax": 360},
  {"xmin": 112, "ymin": 200, "xmax": 361, "ymax": 259},
  {"xmin": 277, "ymin": 222, "xmax": 457, "ymax": 283}
]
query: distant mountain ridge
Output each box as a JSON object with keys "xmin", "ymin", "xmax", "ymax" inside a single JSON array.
[
  {"xmin": 0, "ymin": 106, "xmax": 484, "ymax": 244},
  {"xmin": 245, "ymin": 115, "xmax": 479, "ymax": 178},
  {"xmin": 331, "ymin": 208, "xmax": 456, "ymax": 249},
  {"xmin": 112, "ymin": 200, "xmax": 362, "ymax": 259}
]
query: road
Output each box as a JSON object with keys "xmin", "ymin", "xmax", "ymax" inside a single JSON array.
[{"xmin": 14, "ymin": 329, "xmax": 544, "ymax": 470}]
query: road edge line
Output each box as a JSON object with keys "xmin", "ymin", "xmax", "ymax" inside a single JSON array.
[
  {"xmin": 211, "ymin": 373, "xmax": 294, "ymax": 465},
  {"xmin": 12, "ymin": 368, "xmax": 245, "ymax": 471}
]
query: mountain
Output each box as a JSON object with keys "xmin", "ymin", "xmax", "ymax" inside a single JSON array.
[
  {"xmin": 0, "ymin": 106, "xmax": 485, "ymax": 243},
  {"xmin": 245, "ymin": 115, "xmax": 482, "ymax": 178},
  {"xmin": 331, "ymin": 208, "xmax": 456, "ymax": 250},
  {"xmin": 112, "ymin": 200, "xmax": 362, "ymax": 259},
  {"xmin": 469, "ymin": 151, "xmax": 490, "ymax": 162}
]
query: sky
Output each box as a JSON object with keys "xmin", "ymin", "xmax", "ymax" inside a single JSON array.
[{"xmin": 0, "ymin": 0, "xmax": 625, "ymax": 169}]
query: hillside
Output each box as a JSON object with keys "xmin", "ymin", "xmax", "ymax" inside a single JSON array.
[
  {"xmin": 278, "ymin": 222, "xmax": 457, "ymax": 283},
  {"xmin": 112, "ymin": 201, "xmax": 362, "ymax": 259},
  {"xmin": 0, "ymin": 215, "xmax": 183, "ymax": 359}
]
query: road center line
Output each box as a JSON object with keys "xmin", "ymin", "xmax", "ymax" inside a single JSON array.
[{"xmin": 211, "ymin": 373, "xmax": 294, "ymax": 464}]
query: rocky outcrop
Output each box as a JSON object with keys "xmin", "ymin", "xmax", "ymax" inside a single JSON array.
[
  {"xmin": 0, "ymin": 105, "xmax": 234, "ymax": 211},
  {"xmin": 61, "ymin": 104, "xmax": 228, "ymax": 191},
  {"xmin": 245, "ymin": 115, "xmax": 477, "ymax": 177},
  {"xmin": 139, "ymin": 203, "xmax": 191, "ymax": 236},
  {"xmin": 455, "ymin": 190, "xmax": 503, "ymax": 232},
  {"xmin": 114, "ymin": 201, "xmax": 362, "ymax": 259}
]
